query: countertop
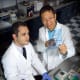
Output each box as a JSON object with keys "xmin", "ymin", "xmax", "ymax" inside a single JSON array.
[{"xmin": 49, "ymin": 56, "xmax": 80, "ymax": 79}]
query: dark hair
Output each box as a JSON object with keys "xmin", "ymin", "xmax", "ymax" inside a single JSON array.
[
  {"xmin": 12, "ymin": 21, "xmax": 27, "ymax": 36},
  {"xmin": 40, "ymin": 5, "xmax": 56, "ymax": 17}
]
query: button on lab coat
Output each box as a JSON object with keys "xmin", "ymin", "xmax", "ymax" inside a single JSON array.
[{"xmin": 2, "ymin": 42, "xmax": 46, "ymax": 80}]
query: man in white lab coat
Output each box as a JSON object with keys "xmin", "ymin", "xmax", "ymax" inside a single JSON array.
[
  {"xmin": 35, "ymin": 5, "xmax": 75, "ymax": 70},
  {"xmin": 1, "ymin": 22, "xmax": 51, "ymax": 80}
]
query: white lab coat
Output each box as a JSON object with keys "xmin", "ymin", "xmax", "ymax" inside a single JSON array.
[
  {"xmin": 2, "ymin": 42, "xmax": 46, "ymax": 80},
  {"xmin": 35, "ymin": 22, "xmax": 75, "ymax": 70}
]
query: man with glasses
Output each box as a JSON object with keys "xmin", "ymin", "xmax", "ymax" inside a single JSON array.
[{"xmin": 36, "ymin": 5, "xmax": 75, "ymax": 71}]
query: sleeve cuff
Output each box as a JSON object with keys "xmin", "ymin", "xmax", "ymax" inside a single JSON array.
[{"xmin": 62, "ymin": 52, "xmax": 67, "ymax": 59}]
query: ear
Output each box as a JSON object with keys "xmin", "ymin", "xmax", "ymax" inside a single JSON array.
[{"xmin": 12, "ymin": 34, "xmax": 17, "ymax": 40}]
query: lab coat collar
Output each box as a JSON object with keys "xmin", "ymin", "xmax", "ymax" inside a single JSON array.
[
  {"xmin": 11, "ymin": 42, "xmax": 27, "ymax": 61},
  {"xmin": 45, "ymin": 22, "xmax": 61, "ymax": 40}
]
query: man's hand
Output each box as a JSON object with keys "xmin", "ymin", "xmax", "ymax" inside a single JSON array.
[{"xmin": 59, "ymin": 44, "xmax": 67, "ymax": 55}]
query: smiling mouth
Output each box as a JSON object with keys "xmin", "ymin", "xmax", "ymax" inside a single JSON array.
[{"xmin": 48, "ymin": 26, "xmax": 54, "ymax": 30}]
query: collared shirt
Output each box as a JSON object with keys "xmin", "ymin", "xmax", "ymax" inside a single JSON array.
[{"xmin": 48, "ymin": 29, "xmax": 55, "ymax": 40}]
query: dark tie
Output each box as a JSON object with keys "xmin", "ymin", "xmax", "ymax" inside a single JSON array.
[{"xmin": 22, "ymin": 47, "xmax": 27, "ymax": 59}]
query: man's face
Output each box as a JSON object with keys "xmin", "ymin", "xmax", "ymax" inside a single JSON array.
[
  {"xmin": 13, "ymin": 26, "xmax": 29, "ymax": 46},
  {"xmin": 41, "ymin": 11, "xmax": 56, "ymax": 31}
]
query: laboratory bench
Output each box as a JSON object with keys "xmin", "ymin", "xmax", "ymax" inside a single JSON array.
[{"xmin": 49, "ymin": 56, "xmax": 80, "ymax": 80}]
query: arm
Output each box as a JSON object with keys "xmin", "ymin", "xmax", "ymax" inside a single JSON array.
[
  {"xmin": 30, "ymin": 43, "xmax": 47, "ymax": 74},
  {"xmin": 59, "ymin": 26, "xmax": 75, "ymax": 59},
  {"xmin": 30, "ymin": 44, "xmax": 52, "ymax": 80},
  {"xmin": 2, "ymin": 56, "xmax": 20, "ymax": 80}
]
